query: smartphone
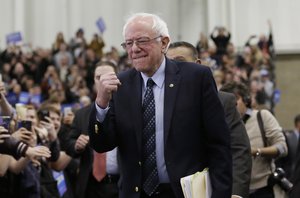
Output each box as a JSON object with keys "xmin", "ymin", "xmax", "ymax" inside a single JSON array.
[
  {"xmin": 38, "ymin": 110, "xmax": 49, "ymax": 122},
  {"xmin": 17, "ymin": 120, "xmax": 32, "ymax": 131},
  {"xmin": 0, "ymin": 74, "xmax": 2, "ymax": 82},
  {"xmin": 0, "ymin": 116, "xmax": 11, "ymax": 131}
]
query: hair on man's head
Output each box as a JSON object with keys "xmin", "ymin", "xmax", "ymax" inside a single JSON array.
[
  {"xmin": 294, "ymin": 114, "xmax": 300, "ymax": 126},
  {"xmin": 95, "ymin": 60, "xmax": 117, "ymax": 72},
  {"xmin": 221, "ymin": 82, "xmax": 252, "ymax": 108},
  {"xmin": 122, "ymin": 13, "xmax": 170, "ymax": 38},
  {"xmin": 169, "ymin": 41, "xmax": 199, "ymax": 61}
]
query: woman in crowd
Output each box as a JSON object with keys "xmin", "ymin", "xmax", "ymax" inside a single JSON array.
[{"xmin": 221, "ymin": 82, "xmax": 287, "ymax": 198}]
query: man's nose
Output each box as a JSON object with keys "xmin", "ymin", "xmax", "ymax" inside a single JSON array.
[{"xmin": 131, "ymin": 41, "xmax": 141, "ymax": 52}]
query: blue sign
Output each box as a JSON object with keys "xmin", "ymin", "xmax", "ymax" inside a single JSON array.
[
  {"xmin": 6, "ymin": 92, "xmax": 18, "ymax": 107},
  {"xmin": 6, "ymin": 91, "xmax": 41, "ymax": 106},
  {"xmin": 6, "ymin": 32, "xmax": 22, "ymax": 44},
  {"xmin": 30, "ymin": 94, "xmax": 41, "ymax": 106},
  {"xmin": 96, "ymin": 17, "xmax": 106, "ymax": 33},
  {"xmin": 52, "ymin": 170, "xmax": 67, "ymax": 197},
  {"xmin": 273, "ymin": 89, "xmax": 281, "ymax": 104},
  {"xmin": 19, "ymin": 92, "xmax": 30, "ymax": 104}
]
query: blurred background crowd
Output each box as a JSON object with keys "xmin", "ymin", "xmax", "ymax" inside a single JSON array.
[
  {"xmin": 0, "ymin": 22, "xmax": 277, "ymax": 113},
  {"xmin": 0, "ymin": 19, "xmax": 299, "ymax": 197}
]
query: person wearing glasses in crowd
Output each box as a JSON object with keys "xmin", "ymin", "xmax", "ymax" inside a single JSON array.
[
  {"xmin": 166, "ymin": 41, "xmax": 252, "ymax": 198},
  {"xmin": 89, "ymin": 12, "xmax": 232, "ymax": 198},
  {"xmin": 220, "ymin": 82, "xmax": 287, "ymax": 198},
  {"xmin": 0, "ymin": 80, "xmax": 51, "ymax": 197},
  {"xmin": 64, "ymin": 61, "xmax": 120, "ymax": 198}
]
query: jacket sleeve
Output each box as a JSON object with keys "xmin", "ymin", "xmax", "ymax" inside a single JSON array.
[
  {"xmin": 262, "ymin": 109, "xmax": 287, "ymax": 157},
  {"xmin": 221, "ymin": 92, "xmax": 252, "ymax": 197},
  {"xmin": 88, "ymin": 103, "xmax": 118, "ymax": 153},
  {"xmin": 0, "ymin": 136, "xmax": 28, "ymax": 159},
  {"xmin": 200, "ymin": 67, "xmax": 232, "ymax": 198}
]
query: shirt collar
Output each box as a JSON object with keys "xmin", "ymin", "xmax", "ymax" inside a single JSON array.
[
  {"xmin": 141, "ymin": 56, "xmax": 165, "ymax": 89},
  {"xmin": 294, "ymin": 129, "xmax": 299, "ymax": 139},
  {"xmin": 245, "ymin": 108, "xmax": 252, "ymax": 116}
]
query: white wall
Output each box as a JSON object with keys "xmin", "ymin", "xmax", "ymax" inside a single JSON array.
[
  {"xmin": 0, "ymin": 0, "xmax": 299, "ymax": 54},
  {"xmin": 229, "ymin": 0, "xmax": 300, "ymax": 53}
]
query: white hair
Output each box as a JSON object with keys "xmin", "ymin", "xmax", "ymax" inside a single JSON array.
[{"xmin": 122, "ymin": 13, "xmax": 170, "ymax": 38}]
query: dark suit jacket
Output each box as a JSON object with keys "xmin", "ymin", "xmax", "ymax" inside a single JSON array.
[
  {"xmin": 64, "ymin": 105, "xmax": 94, "ymax": 198},
  {"xmin": 276, "ymin": 130, "xmax": 299, "ymax": 181},
  {"xmin": 219, "ymin": 91, "xmax": 251, "ymax": 198},
  {"xmin": 290, "ymin": 136, "xmax": 300, "ymax": 198},
  {"xmin": 89, "ymin": 58, "xmax": 232, "ymax": 198}
]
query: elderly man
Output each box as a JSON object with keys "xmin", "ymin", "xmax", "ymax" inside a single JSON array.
[{"xmin": 89, "ymin": 13, "xmax": 232, "ymax": 198}]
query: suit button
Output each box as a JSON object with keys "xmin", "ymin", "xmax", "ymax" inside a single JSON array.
[
  {"xmin": 95, "ymin": 124, "xmax": 99, "ymax": 133},
  {"xmin": 138, "ymin": 161, "xmax": 141, "ymax": 166},
  {"xmin": 135, "ymin": 186, "xmax": 139, "ymax": 192}
]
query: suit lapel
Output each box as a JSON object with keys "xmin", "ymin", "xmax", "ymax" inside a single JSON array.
[
  {"xmin": 129, "ymin": 70, "xmax": 143, "ymax": 155},
  {"xmin": 164, "ymin": 59, "xmax": 181, "ymax": 144}
]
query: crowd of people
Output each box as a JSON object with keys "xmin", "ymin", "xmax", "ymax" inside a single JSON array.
[
  {"xmin": 0, "ymin": 12, "xmax": 299, "ymax": 198},
  {"xmin": 196, "ymin": 20, "xmax": 276, "ymax": 113}
]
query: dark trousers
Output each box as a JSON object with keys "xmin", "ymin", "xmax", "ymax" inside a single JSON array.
[
  {"xmin": 141, "ymin": 184, "xmax": 176, "ymax": 198},
  {"xmin": 290, "ymin": 181, "xmax": 300, "ymax": 198},
  {"xmin": 250, "ymin": 185, "xmax": 274, "ymax": 198},
  {"xmin": 85, "ymin": 174, "xmax": 119, "ymax": 198}
]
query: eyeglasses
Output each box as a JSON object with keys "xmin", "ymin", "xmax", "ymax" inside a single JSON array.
[{"xmin": 121, "ymin": 35, "xmax": 162, "ymax": 50}]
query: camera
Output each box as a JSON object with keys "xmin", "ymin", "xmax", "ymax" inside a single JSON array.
[
  {"xmin": 0, "ymin": 116, "xmax": 11, "ymax": 131},
  {"xmin": 38, "ymin": 110, "xmax": 49, "ymax": 122},
  {"xmin": 268, "ymin": 167, "xmax": 293, "ymax": 192},
  {"xmin": 17, "ymin": 120, "xmax": 32, "ymax": 131}
]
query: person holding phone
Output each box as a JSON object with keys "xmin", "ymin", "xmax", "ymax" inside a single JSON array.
[
  {"xmin": 64, "ymin": 61, "xmax": 120, "ymax": 198},
  {"xmin": 0, "ymin": 107, "xmax": 50, "ymax": 163},
  {"xmin": 0, "ymin": 76, "xmax": 14, "ymax": 116},
  {"xmin": 221, "ymin": 82, "xmax": 287, "ymax": 198},
  {"xmin": 12, "ymin": 105, "xmax": 35, "ymax": 149},
  {"xmin": 0, "ymin": 125, "xmax": 50, "ymax": 162},
  {"xmin": 0, "ymin": 123, "xmax": 51, "ymax": 198},
  {"xmin": 36, "ymin": 104, "xmax": 74, "ymax": 198}
]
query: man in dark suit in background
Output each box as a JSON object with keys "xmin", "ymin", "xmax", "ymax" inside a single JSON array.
[
  {"xmin": 89, "ymin": 13, "xmax": 232, "ymax": 198},
  {"xmin": 289, "ymin": 114, "xmax": 300, "ymax": 198},
  {"xmin": 64, "ymin": 61, "xmax": 119, "ymax": 198},
  {"xmin": 166, "ymin": 41, "xmax": 252, "ymax": 198}
]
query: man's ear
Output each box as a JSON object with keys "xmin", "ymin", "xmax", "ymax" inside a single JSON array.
[
  {"xmin": 195, "ymin": 59, "xmax": 202, "ymax": 64},
  {"xmin": 161, "ymin": 36, "xmax": 170, "ymax": 53}
]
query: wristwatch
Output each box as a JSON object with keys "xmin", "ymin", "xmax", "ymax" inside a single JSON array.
[{"xmin": 255, "ymin": 148, "xmax": 261, "ymax": 157}]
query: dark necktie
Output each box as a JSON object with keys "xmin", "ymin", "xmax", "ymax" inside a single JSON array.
[{"xmin": 142, "ymin": 78, "xmax": 159, "ymax": 196}]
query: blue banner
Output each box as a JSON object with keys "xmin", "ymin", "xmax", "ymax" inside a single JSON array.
[
  {"xmin": 52, "ymin": 170, "xmax": 67, "ymax": 197},
  {"xmin": 6, "ymin": 32, "xmax": 22, "ymax": 44},
  {"xmin": 273, "ymin": 89, "xmax": 281, "ymax": 104},
  {"xmin": 19, "ymin": 92, "xmax": 30, "ymax": 104},
  {"xmin": 30, "ymin": 94, "xmax": 41, "ymax": 106},
  {"xmin": 96, "ymin": 17, "xmax": 106, "ymax": 33}
]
